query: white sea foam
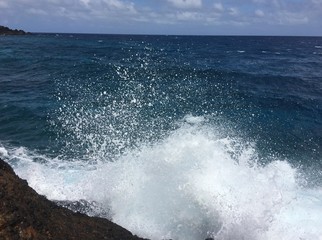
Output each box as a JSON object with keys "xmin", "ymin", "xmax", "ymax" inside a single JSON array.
[
  {"xmin": 184, "ymin": 114, "xmax": 205, "ymax": 124},
  {"xmin": 0, "ymin": 146, "xmax": 9, "ymax": 158},
  {"xmin": 2, "ymin": 119, "xmax": 322, "ymax": 240}
]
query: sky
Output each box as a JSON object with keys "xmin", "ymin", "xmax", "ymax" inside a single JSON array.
[{"xmin": 0, "ymin": 0, "xmax": 322, "ymax": 36}]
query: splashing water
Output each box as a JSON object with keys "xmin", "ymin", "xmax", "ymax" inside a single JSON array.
[{"xmin": 2, "ymin": 117, "xmax": 322, "ymax": 240}]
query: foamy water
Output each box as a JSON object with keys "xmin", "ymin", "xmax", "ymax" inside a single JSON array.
[{"xmin": 2, "ymin": 117, "xmax": 322, "ymax": 240}]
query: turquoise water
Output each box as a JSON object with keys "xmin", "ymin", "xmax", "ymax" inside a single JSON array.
[{"xmin": 1, "ymin": 34, "xmax": 322, "ymax": 239}]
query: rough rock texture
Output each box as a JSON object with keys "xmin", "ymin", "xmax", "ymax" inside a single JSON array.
[
  {"xmin": 0, "ymin": 158, "xmax": 147, "ymax": 240},
  {"xmin": 0, "ymin": 26, "xmax": 28, "ymax": 35}
]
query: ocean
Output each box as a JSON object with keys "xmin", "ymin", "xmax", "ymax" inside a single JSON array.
[{"xmin": 0, "ymin": 34, "xmax": 322, "ymax": 239}]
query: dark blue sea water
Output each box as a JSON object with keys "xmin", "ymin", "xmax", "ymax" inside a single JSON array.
[{"xmin": 1, "ymin": 34, "xmax": 322, "ymax": 239}]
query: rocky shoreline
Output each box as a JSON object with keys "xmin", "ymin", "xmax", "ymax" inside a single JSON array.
[
  {"xmin": 0, "ymin": 26, "xmax": 28, "ymax": 35},
  {"xmin": 0, "ymin": 158, "xmax": 147, "ymax": 240}
]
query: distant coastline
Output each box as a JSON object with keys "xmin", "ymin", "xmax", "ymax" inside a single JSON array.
[{"xmin": 0, "ymin": 25, "xmax": 29, "ymax": 35}]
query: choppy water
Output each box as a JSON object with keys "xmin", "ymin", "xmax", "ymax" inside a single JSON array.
[{"xmin": 1, "ymin": 34, "xmax": 322, "ymax": 239}]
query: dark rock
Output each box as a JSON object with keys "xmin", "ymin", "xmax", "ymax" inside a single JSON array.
[
  {"xmin": 0, "ymin": 158, "xmax": 148, "ymax": 240},
  {"xmin": 54, "ymin": 199, "xmax": 111, "ymax": 219},
  {"xmin": 0, "ymin": 26, "xmax": 29, "ymax": 35}
]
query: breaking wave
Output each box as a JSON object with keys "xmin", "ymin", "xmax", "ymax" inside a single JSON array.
[{"xmin": 2, "ymin": 116, "xmax": 322, "ymax": 240}]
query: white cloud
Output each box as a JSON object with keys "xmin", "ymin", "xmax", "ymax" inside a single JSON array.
[
  {"xmin": 176, "ymin": 11, "xmax": 201, "ymax": 21},
  {"xmin": 255, "ymin": 9, "xmax": 264, "ymax": 17},
  {"xmin": 252, "ymin": 0, "xmax": 266, "ymax": 3},
  {"xmin": 80, "ymin": 0, "xmax": 91, "ymax": 7},
  {"xmin": 277, "ymin": 11, "xmax": 309, "ymax": 24},
  {"xmin": 26, "ymin": 8, "xmax": 48, "ymax": 15},
  {"xmin": 311, "ymin": 0, "xmax": 322, "ymax": 11},
  {"xmin": 228, "ymin": 7, "xmax": 238, "ymax": 16},
  {"xmin": 214, "ymin": 3, "xmax": 224, "ymax": 12},
  {"xmin": 0, "ymin": 0, "xmax": 8, "ymax": 8},
  {"xmin": 167, "ymin": 0, "xmax": 202, "ymax": 9},
  {"xmin": 102, "ymin": 0, "xmax": 133, "ymax": 11},
  {"xmin": 0, "ymin": 0, "xmax": 137, "ymax": 15}
]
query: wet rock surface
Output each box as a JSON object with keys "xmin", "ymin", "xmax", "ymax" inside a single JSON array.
[
  {"xmin": 54, "ymin": 199, "xmax": 111, "ymax": 219},
  {"xmin": 0, "ymin": 158, "xmax": 147, "ymax": 240}
]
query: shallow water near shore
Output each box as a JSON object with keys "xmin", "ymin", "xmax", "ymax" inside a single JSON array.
[{"xmin": 1, "ymin": 34, "xmax": 322, "ymax": 239}]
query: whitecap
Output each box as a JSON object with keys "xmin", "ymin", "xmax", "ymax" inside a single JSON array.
[{"xmin": 5, "ymin": 117, "xmax": 322, "ymax": 240}]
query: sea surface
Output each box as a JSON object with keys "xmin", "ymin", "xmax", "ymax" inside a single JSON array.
[{"xmin": 1, "ymin": 34, "xmax": 322, "ymax": 239}]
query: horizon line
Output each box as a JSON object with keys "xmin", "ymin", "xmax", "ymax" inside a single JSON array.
[{"xmin": 31, "ymin": 31, "xmax": 322, "ymax": 38}]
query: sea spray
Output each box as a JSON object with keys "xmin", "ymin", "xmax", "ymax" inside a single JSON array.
[
  {"xmin": 3, "ymin": 118, "xmax": 322, "ymax": 240},
  {"xmin": 84, "ymin": 121, "xmax": 297, "ymax": 240}
]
